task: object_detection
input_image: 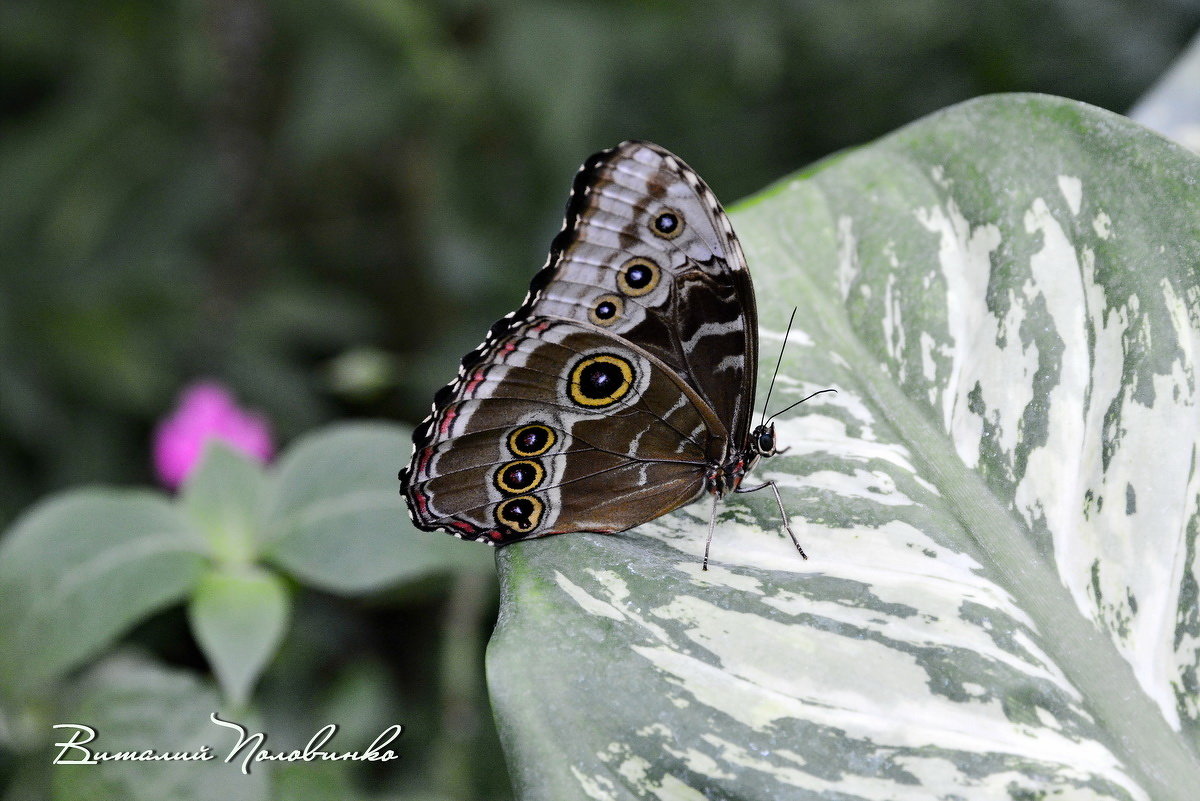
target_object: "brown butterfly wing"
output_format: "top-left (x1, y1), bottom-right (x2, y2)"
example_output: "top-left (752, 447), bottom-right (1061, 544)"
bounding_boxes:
top-left (400, 142), bottom-right (760, 544)
top-left (400, 317), bottom-right (722, 544)
top-left (526, 141), bottom-right (759, 446)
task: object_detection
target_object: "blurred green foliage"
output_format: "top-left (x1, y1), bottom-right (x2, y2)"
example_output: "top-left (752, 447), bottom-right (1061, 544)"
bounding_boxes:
top-left (1, 2), bottom-right (1198, 799)
top-left (0, 428), bottom-right (499, 801)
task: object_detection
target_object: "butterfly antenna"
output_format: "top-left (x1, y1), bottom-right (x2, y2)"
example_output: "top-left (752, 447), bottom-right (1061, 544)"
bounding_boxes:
top-left (759, 308), bottom-right (797, 429)
top-left (764, 389), bottom-right (837, 425)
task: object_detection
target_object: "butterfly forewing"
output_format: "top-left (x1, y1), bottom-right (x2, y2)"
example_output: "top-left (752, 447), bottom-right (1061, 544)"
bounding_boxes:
top-left (527, 141), bottom-right (759, 446)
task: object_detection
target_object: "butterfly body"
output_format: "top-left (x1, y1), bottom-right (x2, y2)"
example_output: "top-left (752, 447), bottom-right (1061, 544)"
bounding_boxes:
top-left (400, 141), bottom-right (804, 562)
top-left (706, 421), bottom-right (778, 497)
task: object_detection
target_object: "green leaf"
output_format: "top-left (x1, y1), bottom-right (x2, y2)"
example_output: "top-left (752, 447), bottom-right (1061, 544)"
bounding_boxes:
top-left (264, 421), bottom-right (492, 593)
top-left (188, 566), bottom-right (290, 707)
top-left (180, 443), bottom-right (269, 566)
top-left (0, 489), bottom-right (207, 703)
top-left (488, 94), bottom-right (1200, 801)
top-left (270, 760), bottom-right (364, 801)
top-left (51, 653), bottom-right (269, 801)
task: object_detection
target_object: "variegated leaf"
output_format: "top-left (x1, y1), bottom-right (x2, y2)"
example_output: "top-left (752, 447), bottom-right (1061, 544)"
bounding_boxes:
top-left (486, 95), bottom-right (1200, 801)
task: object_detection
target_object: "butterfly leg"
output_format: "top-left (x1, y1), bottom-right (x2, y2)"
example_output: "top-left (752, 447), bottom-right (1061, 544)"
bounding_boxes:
top-left (702, 493), bottom-right (719, 571)
top-left (736, 480), bottom-right (808, 560)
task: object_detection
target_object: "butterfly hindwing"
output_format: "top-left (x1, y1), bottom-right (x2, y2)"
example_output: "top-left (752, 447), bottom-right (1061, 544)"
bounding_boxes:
top-left (402, 317), bottom-right (723, 544)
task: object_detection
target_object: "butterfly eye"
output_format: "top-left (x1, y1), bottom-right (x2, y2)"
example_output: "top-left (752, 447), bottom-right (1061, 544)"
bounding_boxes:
top-left (651, 209), bottom-right (683, 239)
top-left (568, 354), bottom-right (635, 407)
top-left (494, 460), bottom-right (545, 495)
top-left (618, 257), bottom-right (660, 297)
top-left (508, 424), bottom-right (556, 457)
top-left (588, 295), bottom-right (623, 326)
top-left (495, 496), bottom-right (544, 534)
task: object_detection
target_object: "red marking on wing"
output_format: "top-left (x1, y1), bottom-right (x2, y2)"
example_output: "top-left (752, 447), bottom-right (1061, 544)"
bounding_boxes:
top-left (438, 407), bottom-right (459, 436)
top-left (463, 366), bottom-right (487, 397)
top-left (412, 487), bottom-right (430, 517)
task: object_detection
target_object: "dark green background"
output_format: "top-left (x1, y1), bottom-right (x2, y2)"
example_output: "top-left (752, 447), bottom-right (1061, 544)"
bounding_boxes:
top-left (4, 0), bottom-right (1197, 522)
top-left (2, 2), bottom-right (1197, 798)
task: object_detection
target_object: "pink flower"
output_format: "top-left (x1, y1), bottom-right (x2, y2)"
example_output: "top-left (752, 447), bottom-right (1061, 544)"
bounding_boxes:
top-left (153, 381), bottom-right (274, 490)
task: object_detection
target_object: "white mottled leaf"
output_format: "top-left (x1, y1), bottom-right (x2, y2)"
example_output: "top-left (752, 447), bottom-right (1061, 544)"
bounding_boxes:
top-left (488, 95), bottom-right (1200, 801)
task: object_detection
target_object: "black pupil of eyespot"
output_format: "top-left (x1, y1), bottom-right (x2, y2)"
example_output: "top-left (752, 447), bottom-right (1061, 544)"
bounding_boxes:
top-left (503, 498), bottom-right (534, 525)
top-left (504, 464), bottom-right (533, 489)
top-left (580, 362), bottom-right (621, 399)
top-left (518, 428), bottom-right (546, 451)
top-left (655, 213), bottom-right (677, 233)
top-left (625, 265), bottom-right (650, 288)
top-left (596, 301), bottom-right (616, 319)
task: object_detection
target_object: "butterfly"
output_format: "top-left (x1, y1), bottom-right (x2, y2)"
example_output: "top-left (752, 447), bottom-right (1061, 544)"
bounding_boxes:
top-left (399, 141), bottom-right (827, 568)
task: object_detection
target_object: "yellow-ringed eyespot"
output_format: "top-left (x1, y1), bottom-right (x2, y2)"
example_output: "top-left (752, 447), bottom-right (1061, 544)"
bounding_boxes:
top-left (568, 353), bottom-right (635, 407)
top-left (617, 257), bottom-right (660, 297)
top-left (588, 294), bottom-right (624, 326)
top-left (495, 495), bottom-right (544, 533)
top-left (508, 424), bottom-right (556, 457)
top-left (493, 460), bottom-right (545, 495)
top-left (650, 208), bottom-right (683, 239)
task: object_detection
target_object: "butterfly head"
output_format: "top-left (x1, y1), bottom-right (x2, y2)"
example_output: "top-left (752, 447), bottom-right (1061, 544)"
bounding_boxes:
top-left (750, 423), bottom-right (778, 458)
